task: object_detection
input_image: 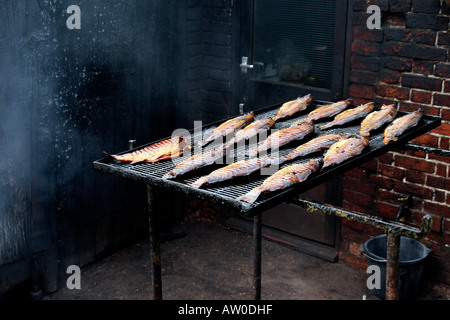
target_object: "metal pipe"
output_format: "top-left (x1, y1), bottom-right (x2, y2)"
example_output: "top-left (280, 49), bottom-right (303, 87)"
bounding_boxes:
top-left (386, 232), bottom-right (400, 300)
top-left (253, 214), bottom-right (262, 300)
top-left (403, 143), bottom-right (450, 157)
top-left (147, 184), bottom-right (162, 300)
top-left (291, 197), bottom-right (433, 239)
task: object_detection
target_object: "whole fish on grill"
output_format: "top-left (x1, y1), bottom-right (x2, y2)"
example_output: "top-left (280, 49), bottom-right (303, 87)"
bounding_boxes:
top-left (306, 99), bottom-right (352, 122)
top-left (199, 112), bottom-right (255, 147)
top-left (319, 102), bottom-right (375, 130)
top-left (237, 158), bottom-right (322, 204)
top-left (284, 133), bottom-right (344, 161)
top-left (322, 135), bottom-right (370, 170)
top-left (162, 146), bottom-right (224, 179)
top-left (383, 109), bottom-right (423, 144)
top-left (224, 117), bottom-right (276, 148)
top-left (191, 156), bottom-right (284, 189)
top-left (359, 104), bottom-right (398, 136)
top-left (248, 119), bottom-right (314, 158)
top-left (273, 94), bottom-right (313, 121)
top-left (104, 136), bottom-right (190, 164)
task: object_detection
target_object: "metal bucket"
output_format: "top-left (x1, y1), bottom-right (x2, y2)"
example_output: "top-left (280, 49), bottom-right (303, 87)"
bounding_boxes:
top-left (361, 234), bottom-right (431, 300)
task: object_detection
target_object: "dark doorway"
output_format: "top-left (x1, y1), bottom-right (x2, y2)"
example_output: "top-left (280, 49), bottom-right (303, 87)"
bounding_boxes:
top-left (234, 0), bottom-right (351, 259)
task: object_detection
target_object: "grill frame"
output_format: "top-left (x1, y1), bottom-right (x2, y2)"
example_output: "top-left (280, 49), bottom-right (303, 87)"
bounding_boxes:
top-left (93, 100), bottom-right (441, 217)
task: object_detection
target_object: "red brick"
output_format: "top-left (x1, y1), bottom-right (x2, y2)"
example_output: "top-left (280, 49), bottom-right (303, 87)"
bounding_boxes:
top-left (399, 102), bottom-right (440, 116)
top-left (395, 155), bottom-right (436, 173)
top-left (378, 164), bottom-right (405, 180)
top-left (433, 94), bottom-right (450, 107)
top-left (377, 189), bottom-right (401, 203)
top-left (393, 180), bottom-right (434, 199)
top-left (429, 153), bottom-right (450, 164)
top-left (411, 90), bottom-right (432, 104)
top-left (437, 31), bottom-right (450, 46)
top-left (349, 83), bottom-right (375, 99)
top-left (376, 202), bottom-right (398, 219)
top-left (427, 175), bottom-right (450, 190)
top-left (351, 41), bottom-right (380, 56)
top-left (350, 55), bottom-right (380, 71)
top-left (405, 150), bottom-right (426, 158)
top-left (379, 69), bottom-right (401, 84)
top-left (370, 175), bottom-right (393, 190)
top-left (436, 163), bottom-right (448, 176)
top-left (435, 190), bottom-right (446, 203)
top-left (360, 158), bottom-right (378, 171)
top-left (440, 137), bottom-right (449, 150)
top-left (441, 108), bottom-right (450, 121)
top-left (402, 74), bottom-right (443, 91)
top-left (386, 13), bottom-right (406, 27)
top-left (345, 167), bottom-right (369, 180)
top-left (435, 63), bottom-right (450, 78)
top-left (445, 80), bottom-right (450, 93)
top-left (412, 60), bottom-right (434, 76)
top-left (424, 201), bottom-right (450, 218)
top-left (410, 133), bottom-right (439, 147)
top-left (343, 189), bottom-right (373, 207)
top-left (350, 70), bottom-right (377, 86)
top-left (353, 27), bottom-right (384, 42)
top-left (431, 123), bottom-right (450, 136)
top-left (377, 152), bottom-right (393, 164)
top-left (376, 84), bottom-right (410, 100)
top-left (405, 170), bottom-right (426, 184)
top-left (344, 177), bottom-right (375, 195)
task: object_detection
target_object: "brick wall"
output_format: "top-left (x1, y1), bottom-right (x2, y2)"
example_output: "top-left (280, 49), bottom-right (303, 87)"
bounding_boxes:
top-left (343, 0), bottom-right (450, 289)
top-left (187, 0), bottom-right (234, 125)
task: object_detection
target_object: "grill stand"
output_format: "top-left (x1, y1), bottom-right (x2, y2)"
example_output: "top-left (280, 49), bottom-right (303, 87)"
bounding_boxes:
top-left (290, 197), bottom-right (433, 300)
top-left (147, 184), bottom-right (162, 300)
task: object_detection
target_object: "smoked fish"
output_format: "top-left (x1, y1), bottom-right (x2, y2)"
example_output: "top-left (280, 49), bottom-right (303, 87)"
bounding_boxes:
top-left (359, 104), bottom-right (398, 136)
top-left (284, 133), bottom-right (344, 161)
top-left (322, 135), bottom-right (370, 170)
top-left (236, 158), bottom-right (322, 204)
top-left (306, 99), bottom-right (352, 122)
top-left (248, 119), bottom-right (314, 158)
top-left (162, 146), bottom-right (224, 179)
top-left (383, 109), bottom-right (423, 144)
top-left (191, 156), bottom-right (284, 189)
top-left (273, 94), bottom-right (313, 121)
top-left (320, 102), bottom-right (375, 130)
top-left (200, 112), bottom-right (255, 147)
top-left (224, 117), bottom-right (276, 148)
top-left (104, 136), bottom-right (190, 164)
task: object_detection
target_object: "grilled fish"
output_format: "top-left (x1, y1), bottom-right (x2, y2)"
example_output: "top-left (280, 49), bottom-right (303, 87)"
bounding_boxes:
top-left (200, 112), bottom-right (255, 147)
top-left (383, 109), bottom-right (423, 144)
top-left (273, 94), bottom-right (313, 121)
top-left (306, 99), bottom-right (352, 122)
top-left (162, 146), bottom-right (224, 179)
top-left (284, 134), bottom-right (344, 161)
top-left (224, 117), bottom-right (276, 148)
top-left (237, 158), bottom-right (322, 204)
top-left (359, 104), bottom-right (398, 136)
top-left (322, 135), bottom-right (370, 170)
top-left (191, 156), bottom-right (284, 189)
top-left (104, 136), bottom-right (190, 164)
top-left (248, 119), bottom-right (314, 158)
top-left (320, 102), bottom-right (375, 130)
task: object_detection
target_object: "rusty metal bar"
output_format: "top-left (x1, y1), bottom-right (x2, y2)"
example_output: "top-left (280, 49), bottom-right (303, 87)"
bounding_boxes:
top-left (253, 214), bottom-right (262, 300)
top-left (290, 197), bottom-right (433, 300)
top-left (147, 184), bottom-right (162, 300)
top-left (403, 143), bottom-right (450, 157)
top-left (386, 232), bottom-right (400, 300)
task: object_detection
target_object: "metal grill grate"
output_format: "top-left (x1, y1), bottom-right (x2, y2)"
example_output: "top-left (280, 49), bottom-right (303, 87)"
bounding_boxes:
top-left (94, 100), bottom-right (441, 216)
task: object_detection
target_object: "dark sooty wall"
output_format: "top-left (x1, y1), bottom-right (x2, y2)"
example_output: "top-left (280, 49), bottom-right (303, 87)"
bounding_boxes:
top-left (0, 0), bottom-right (188, 293)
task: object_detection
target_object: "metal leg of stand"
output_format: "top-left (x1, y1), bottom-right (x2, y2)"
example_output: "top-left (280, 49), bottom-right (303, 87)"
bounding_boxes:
top-left (386, 231), bottom-right (400, 300)
top-left (253, 214), bottom-right (262, 300)
top-left (147, 184), bottom-right (162, 300)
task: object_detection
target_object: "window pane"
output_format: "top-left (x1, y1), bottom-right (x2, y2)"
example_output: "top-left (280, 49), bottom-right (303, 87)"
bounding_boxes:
top-left (253, 0), bottom-right (336, 90)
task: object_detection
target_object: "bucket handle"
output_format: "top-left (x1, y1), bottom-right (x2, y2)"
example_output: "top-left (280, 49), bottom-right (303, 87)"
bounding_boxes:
top-left (360, 244), bottom-right (386, 263)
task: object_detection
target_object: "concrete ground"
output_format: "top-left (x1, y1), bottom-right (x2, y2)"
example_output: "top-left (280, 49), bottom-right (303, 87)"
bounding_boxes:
top-left (41, 219), bottom-right (447, 301)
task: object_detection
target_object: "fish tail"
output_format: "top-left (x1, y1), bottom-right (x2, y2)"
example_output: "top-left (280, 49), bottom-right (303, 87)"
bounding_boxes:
top-left (191, 177), bottom-right (208, 189)
top-left (162, 171), bottom-right (176, 180)
top-left (237, 188), bottom-right (262, 204)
